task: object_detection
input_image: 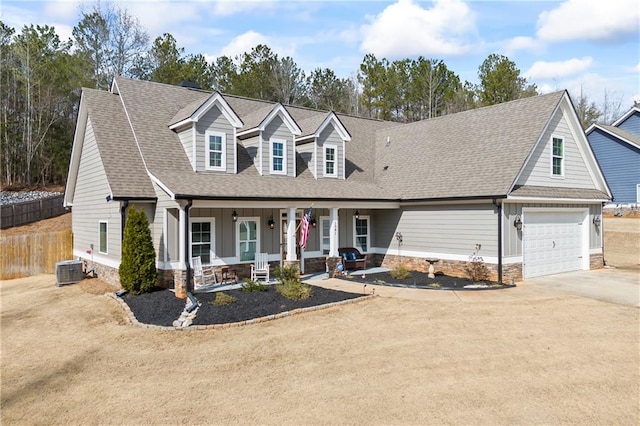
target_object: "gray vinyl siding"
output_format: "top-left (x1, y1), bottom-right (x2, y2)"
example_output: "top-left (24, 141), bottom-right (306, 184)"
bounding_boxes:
top-left (317, 126), bottom-right (344, 179)
top-left (72, 118), bottom-right (122, 262)
top-left (176, 124), bottom-right (193, 166)
top-left (517, 109), bottom-right (595, 188)
top-left (503, 202), bottom-right (602, 257)
top-left (195, 105), bottom-right (235, 173)
top-left (296, 141), bottom-right (316, 178)
top-left (152, 182), bottom-right (180, 263)
top-left (242, 135), bottom-right (262, 175)
top-left (373, 204), bottom-right (498, 256)
top-left (263, 116), bottom-right (294, 177)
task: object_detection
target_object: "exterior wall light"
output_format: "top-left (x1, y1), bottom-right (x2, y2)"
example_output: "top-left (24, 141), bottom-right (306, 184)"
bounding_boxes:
top-left (268, 216), bottom-right (275, 229)
top-left (593, 214), bottom-right (601, 227)
top-left (354, 210), bottom-right (360, 220)
top-left (513, 214), bottom-right (523, 231)
top-left (310, 217), bottom-right (317, 228)
top-left (232, 210), bottom-right (238, 222)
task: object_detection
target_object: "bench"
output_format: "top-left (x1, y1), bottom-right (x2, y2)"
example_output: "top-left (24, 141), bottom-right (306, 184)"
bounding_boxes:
top-left (338, 247), bottom-right (367, 271)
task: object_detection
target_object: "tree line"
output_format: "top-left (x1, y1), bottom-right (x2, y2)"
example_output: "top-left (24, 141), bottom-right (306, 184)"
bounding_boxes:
top-left (0, 2), bottom-right (625, 189)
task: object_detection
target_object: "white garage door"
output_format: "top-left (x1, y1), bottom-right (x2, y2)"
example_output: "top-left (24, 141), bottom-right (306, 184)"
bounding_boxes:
top-left (523, 211), bottom-right (585, 278)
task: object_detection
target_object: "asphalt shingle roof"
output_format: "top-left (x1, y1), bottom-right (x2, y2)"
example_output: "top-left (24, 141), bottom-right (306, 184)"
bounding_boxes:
top-left (599, 125), bottom-right (640, 149)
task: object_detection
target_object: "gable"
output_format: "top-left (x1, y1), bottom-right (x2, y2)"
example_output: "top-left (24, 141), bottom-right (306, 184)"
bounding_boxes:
top-left (612, 107), bottom-right (640, 135)
top-left (194, 105), bottom-right (237, 174)
top-left (515, 96), bottom-right (607, 193)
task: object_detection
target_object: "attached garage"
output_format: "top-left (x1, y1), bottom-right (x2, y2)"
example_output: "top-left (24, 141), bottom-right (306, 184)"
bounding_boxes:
top-left (522, 210), bottom-right (589, 278)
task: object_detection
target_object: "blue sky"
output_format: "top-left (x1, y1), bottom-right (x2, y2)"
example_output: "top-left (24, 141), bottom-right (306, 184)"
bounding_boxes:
top-left (2, 0), bottom-right (639, 108)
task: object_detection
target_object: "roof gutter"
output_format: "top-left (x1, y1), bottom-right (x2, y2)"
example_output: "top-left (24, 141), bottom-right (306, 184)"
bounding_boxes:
top-left (173, 194), bottom-right (509, 203)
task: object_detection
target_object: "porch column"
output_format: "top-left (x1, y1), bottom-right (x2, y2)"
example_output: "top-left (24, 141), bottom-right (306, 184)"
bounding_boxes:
top-left (329, 207), bottom-right (339, 257)
top-left (178, 203), bottom-right (187, 269)
top-left (286, 207), bottom-right (297, 261)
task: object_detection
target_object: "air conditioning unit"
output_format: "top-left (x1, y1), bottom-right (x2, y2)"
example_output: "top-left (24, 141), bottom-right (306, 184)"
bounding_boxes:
top-left (55, 260), bottom-right (84, 286)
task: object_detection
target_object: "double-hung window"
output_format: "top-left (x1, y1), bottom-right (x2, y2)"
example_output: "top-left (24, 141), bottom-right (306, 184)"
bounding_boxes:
top-left (191, 219), bottom-right (214, 264)
top-left (237, 218), bottom-right (259, 262)
top-left (99, 221), bottom-right (108, 254)
top-left (324, 144), bottom-right (337, 177)
top-left (320, 216), bottom-right (330, 255)
top-left (206, 131), bottom-right (226, 171)
top-left (551, 136), bottom-right (564, 177)
top-left (353, 215), bottom-right (370, 253)
top-left (270, 139), bottom-right (286, 175)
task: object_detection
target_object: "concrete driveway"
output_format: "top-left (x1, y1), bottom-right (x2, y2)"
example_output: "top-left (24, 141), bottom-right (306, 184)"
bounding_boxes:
top-left (524, 267), bottom-right (640, 307)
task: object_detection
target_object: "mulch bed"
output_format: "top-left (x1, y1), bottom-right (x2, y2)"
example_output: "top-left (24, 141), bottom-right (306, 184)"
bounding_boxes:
top-left (121, 284), bottom-right (365, 327)
top-left (340, 270), bottom-right (515, 290)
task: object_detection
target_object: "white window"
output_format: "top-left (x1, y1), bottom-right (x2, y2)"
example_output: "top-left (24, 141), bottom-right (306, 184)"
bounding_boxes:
top-left (99, 221), bottom-right (108, 254)
top-left (237, 218), bottom-right (259, 262)
top-left (191, 218), bottom-right (214, 264)
top-left (320, 216), bottom-right (330, 255)
top-left (353, 215), bottom-right (370, 253)
top-left (270, 139), bottom-right (286, 174)
top-left (324, 144), bottom-right (337, 177)
top-left (551, 136), bottom-right (564, 177)
top-left (205, 131), bottom-right (226, 171)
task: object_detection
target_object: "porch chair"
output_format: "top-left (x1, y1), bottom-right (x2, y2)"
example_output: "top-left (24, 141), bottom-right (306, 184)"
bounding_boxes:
top-left (250, 253), bottom-right (270, 282)
top-left (192, 256), bottom-right (217, 290)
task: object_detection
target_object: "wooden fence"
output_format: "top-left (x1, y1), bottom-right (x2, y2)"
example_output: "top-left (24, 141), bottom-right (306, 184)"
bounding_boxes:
top-left (1, 194), bottom-right (66, 229)
top-left (0, 230), bottom-right (73, 280)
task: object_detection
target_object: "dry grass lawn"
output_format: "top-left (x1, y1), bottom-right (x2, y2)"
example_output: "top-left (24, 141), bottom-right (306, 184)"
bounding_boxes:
top-left (1, 275), bottom-right (638, 425)
top-left (604, 217), bottom-right (640, 268)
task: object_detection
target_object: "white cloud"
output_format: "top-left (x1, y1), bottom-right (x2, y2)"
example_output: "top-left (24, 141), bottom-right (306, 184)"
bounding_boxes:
top-left (43, 0), bottom-right (81, 21)
top-left (537, 0), bottom-right (640, 42)
top-left (220, 31), bottom-right (268, 58)
top-left (359, 0), bottom-right (477, 57)
top-left (212, 0), bottom-right (277, 16)
top-left (502, 36), bottom-right (543, 54)
top-left (525, 57), bottom-right (594, 80)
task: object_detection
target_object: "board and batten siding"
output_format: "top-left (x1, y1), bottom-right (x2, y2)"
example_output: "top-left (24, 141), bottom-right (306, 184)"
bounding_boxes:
top-left (503, 202), bottom-right (601, 257)
top-left (195, 105), bottom-right (235, 173)
top-left (373, 204), bottom-right (498, 256)
top-left (517, 109), bottom-right (595, 189)
top-left (588, 128), bottom-right (640, 204)
top-left (617, 111), bottom-right (640, 135)
top-left (317, 125), bottom-right (344, 179)
top-left (263, 116), bottom-right (294, 177)
top-left (72, 118), bottom-right (122, 263)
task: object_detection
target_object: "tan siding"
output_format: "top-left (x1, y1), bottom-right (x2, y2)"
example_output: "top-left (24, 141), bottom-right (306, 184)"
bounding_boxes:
top-left (517, 109), bottom-right (595, 188)
top-left (374, 205), bottom-right (498, 256)
top-left (72, 118), bottom-right (122, 262)
top-left (317, 125), bottom-right (344, 179)
top-left (263, 116), bottom-right (294, 177)
top-left (196, 105), bottom-right (236, 173)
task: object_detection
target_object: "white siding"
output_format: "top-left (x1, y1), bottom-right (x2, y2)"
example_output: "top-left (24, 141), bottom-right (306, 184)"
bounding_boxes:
top-left (72, 118), bottom-right (122, 264)
top-left (263, 116), bottom-right (294, 177)
top-left (517, 109), bottom-right (595, 188)
top-left (195, 105), bottom-right (235, 173)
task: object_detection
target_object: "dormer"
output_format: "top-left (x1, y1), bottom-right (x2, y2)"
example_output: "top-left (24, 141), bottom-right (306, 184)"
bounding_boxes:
top-left (169, 93), bottom-right (243, 173)
top-left (296, 112), bottom-right (351, 179)
top-left (237, 104), bottom-right (301, 176)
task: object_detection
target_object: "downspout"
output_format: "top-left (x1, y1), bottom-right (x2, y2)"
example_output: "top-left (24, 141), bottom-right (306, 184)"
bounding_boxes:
top-left (120, 200), bottom-right (129, 242)
top-left (184, 199), bottom-right (193, 293)
top-left (493, 198), bottom-right (503, 284)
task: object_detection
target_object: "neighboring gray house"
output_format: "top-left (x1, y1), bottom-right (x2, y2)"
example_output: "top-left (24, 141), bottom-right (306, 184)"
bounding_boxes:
top-left (586, 106), bottom-right (640, 206)
top-left (65, 77), bottom-right (610, 294)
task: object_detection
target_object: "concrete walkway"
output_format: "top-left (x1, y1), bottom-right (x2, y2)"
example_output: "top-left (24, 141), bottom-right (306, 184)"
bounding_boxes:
top-left (305, 267), bottom-right (639, 307)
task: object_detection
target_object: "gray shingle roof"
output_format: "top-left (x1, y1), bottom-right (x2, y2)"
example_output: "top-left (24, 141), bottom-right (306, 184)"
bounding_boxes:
top-left (374, 91), bottom-right (566, 199)
top-left (83, 88), bottom-right (155, 199)
top-left (599, 125), bottom-right (640, 149)
top-left (510, 185), bottom-right (609, 200)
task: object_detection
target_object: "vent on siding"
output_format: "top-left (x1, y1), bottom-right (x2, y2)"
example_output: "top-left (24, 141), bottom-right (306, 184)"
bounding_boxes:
top-left (55, 260), bottom-right (84, 286)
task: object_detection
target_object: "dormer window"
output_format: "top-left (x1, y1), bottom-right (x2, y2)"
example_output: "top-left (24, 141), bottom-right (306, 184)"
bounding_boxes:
top-left (206, 131), bottom-right (226, 171)
top-left (324, 144), bottom-right (337, 177)
top-left (551, 136), bottom-right (564, 177)
top-left (270, 139), bottom-right (286, 175)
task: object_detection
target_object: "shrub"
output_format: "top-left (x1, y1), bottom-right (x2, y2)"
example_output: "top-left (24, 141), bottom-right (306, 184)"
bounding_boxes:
top-left (119, 207), bottom-right (157, 295)
top-left (465, 250), bottom-right (490, 282)
top-left (390, 264), bottom-right (411, 280)
top-left (241, 279), bottom-right (268, 292)
top-left (211, 292), bottom-right (236, 306)
top-left (274, 264), bottom-right (299, 281)
top-left (276, 278), bottom-right (313, 300)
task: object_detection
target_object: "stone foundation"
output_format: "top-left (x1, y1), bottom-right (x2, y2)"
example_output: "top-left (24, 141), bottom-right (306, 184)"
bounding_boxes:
top-left (590, 252), bottom-right (604, 269)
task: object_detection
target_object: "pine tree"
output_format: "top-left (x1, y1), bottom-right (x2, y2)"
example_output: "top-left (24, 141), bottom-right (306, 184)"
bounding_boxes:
top-left (119, 206), bottom-right (157, 294)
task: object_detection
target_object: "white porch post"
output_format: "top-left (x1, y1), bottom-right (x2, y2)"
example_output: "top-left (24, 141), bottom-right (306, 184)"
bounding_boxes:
top-left (286, 207), bottom-right (297, 261)
top-left (178, 202), bottom-right (187, 269)
top-left (329, 207), bottom-right (339, 257)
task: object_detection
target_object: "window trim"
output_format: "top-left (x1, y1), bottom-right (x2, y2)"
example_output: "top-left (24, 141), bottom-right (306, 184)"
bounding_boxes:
top-left (320, 215), bottom-right (330, 255)
top-left (269, 138), bottom-right (287, 175)
top-left (205, 131), bottom-right (226, 171)
top-left (236, 216), bottom-right (260, 263)
top-left (99, 220), bottom-right (108, 254)
top-left (352, 214), bottom-right (370, 253)
top-left (190, 218), bottom-right (215, 265)
top-left (550, 135), bottom-right (564, 178)
top-left (323, 144), bottom-right (338, 177)
top-left (636, 183), bottom-right (640, 204)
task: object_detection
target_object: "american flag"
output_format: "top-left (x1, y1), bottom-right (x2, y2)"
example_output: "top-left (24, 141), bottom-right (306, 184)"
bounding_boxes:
top-left (299, 207), bottom-right (312, 250)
